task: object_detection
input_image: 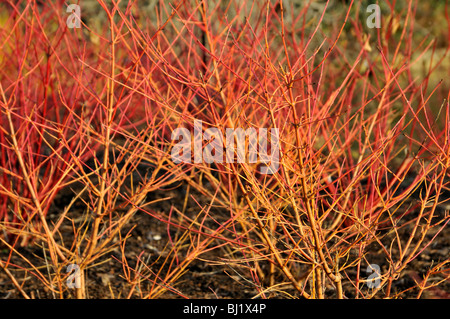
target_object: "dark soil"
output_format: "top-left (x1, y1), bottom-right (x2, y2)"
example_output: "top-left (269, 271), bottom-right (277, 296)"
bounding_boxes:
top-left (1, 179), bottom-right (449, 299)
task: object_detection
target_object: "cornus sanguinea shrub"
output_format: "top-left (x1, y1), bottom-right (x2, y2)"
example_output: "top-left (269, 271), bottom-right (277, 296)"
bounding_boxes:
top-left (0, 0), bottom-right (449, 299)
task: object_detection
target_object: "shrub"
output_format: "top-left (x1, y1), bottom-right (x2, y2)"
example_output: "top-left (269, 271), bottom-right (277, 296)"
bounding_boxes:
top-left (0, 0), bottom-right (448, 299)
